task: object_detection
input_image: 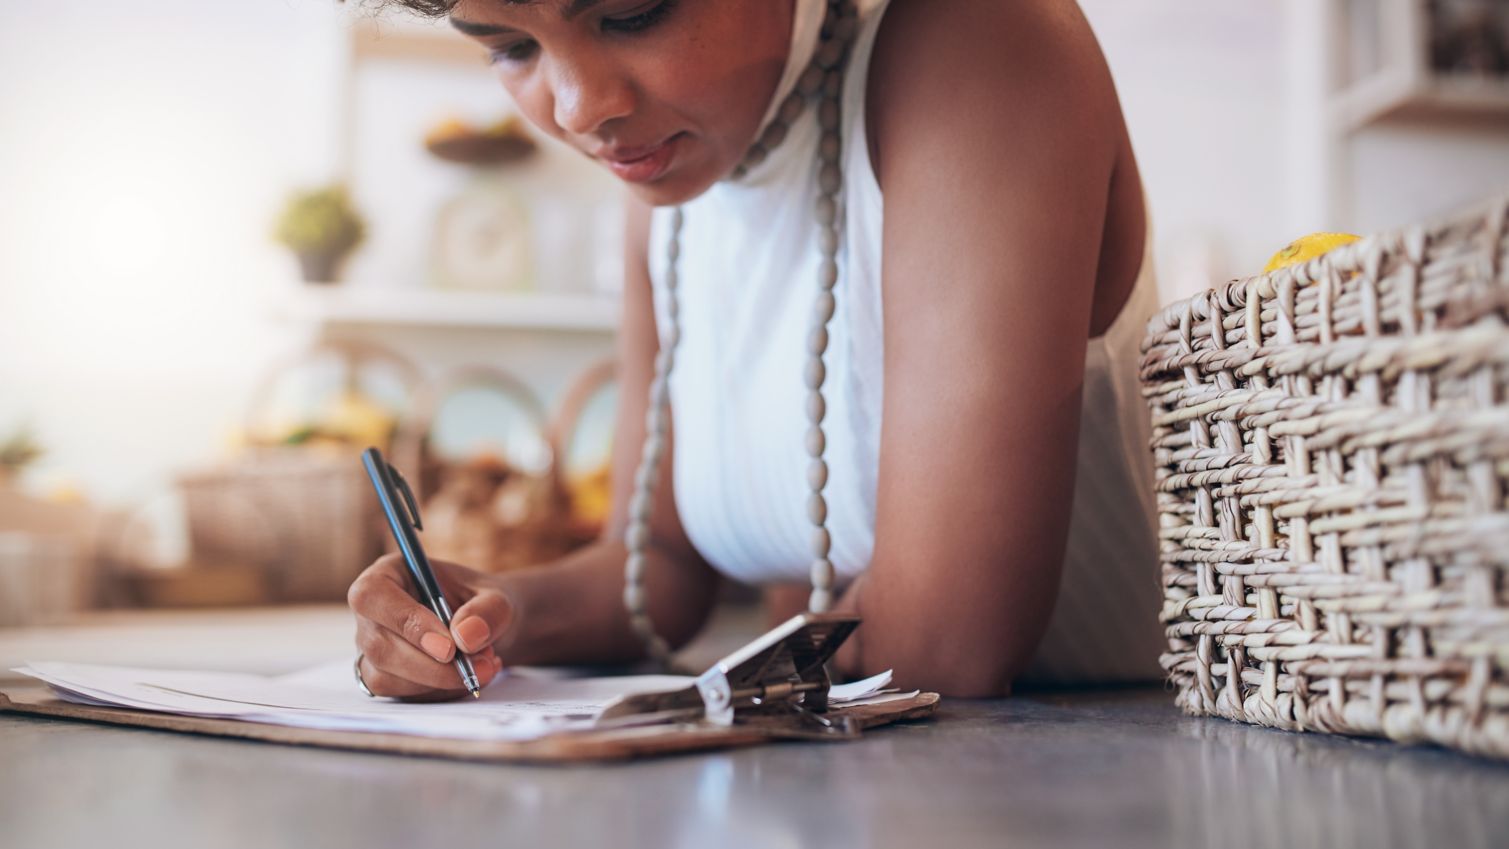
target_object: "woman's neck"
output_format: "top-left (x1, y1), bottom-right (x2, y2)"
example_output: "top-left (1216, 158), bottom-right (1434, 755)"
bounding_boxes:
top-left (752, 0), bottom-right (828, 139)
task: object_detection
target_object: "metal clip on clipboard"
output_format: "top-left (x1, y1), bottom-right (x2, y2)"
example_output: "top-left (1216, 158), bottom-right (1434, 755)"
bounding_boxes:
top-left (597, 612), bottom-right (863, 739)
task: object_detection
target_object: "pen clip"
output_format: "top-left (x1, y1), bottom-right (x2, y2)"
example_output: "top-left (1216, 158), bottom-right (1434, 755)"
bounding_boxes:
top-left (388, 462), bottom-right (424, 532)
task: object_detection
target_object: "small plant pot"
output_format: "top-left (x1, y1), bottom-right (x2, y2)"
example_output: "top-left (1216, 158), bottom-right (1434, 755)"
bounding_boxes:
top-left (296, 250), bottom-right (349, 284)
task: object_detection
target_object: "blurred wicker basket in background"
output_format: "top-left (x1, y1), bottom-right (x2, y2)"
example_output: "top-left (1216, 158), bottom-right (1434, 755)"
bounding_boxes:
top-left (411, 364), bottom-right (565, 573)
top-left (413, 360), bottom-right (616, 573)
top-left (177, 447), bottom-right (382, 603)
top-left (1139, 192), bottom-right (1509, 758)
top-left (174, 340), bottom-right (422, 604)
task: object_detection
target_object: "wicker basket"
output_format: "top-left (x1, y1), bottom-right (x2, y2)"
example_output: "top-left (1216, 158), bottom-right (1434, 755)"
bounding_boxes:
top-left (410, 364), bottom-right (578, 573)
top-left (177, 340), bottom-right (424, 603)
top-left (177, 447), bottom-right (384, 603)
top-left (1140, 192), bottom-right (1509, 759)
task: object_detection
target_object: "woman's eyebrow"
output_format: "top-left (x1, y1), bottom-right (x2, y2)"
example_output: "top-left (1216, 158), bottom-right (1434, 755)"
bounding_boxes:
top-left (450, 0), bottom-right (608, 35)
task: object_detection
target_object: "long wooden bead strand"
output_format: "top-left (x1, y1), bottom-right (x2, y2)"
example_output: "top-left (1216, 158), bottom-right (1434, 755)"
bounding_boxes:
top-left (622, 208), bottom-right (682, 666)
top-left (806, 6), bottom-right (853, 612)
top-left (623, 0), bottom-right (855, 661)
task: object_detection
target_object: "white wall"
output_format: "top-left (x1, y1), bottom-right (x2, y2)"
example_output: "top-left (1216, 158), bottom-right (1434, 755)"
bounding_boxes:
top-left (0, 0), bottom-right (348, 506)
top-left (1348, 124), bottom-right (1509, 232)
top-left (0, 2), bottom-right (620, 510)
top-left (1081, 0), bottom-right (1291, 300)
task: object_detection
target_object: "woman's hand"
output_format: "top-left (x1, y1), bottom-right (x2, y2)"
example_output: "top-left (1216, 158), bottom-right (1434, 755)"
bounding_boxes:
top-left (347, 553), bottom-right (514, 701)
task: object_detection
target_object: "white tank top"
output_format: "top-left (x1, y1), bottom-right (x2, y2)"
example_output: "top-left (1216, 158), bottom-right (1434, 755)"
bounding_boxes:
top-left (649, 0), bottom-right (1165, 683)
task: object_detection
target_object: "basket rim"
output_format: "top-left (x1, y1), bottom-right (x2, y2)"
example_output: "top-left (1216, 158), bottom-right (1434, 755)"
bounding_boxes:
top-left (1141, 190), bottom-right (1509, 344)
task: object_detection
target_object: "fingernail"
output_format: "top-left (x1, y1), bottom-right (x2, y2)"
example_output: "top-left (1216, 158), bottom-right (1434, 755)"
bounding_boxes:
top-left (455, 617), bottom-right (490, 652)
top-left (420, 632), bottom-right (453, 662)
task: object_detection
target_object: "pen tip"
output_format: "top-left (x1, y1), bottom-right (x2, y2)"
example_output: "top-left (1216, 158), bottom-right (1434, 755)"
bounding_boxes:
top-left (471, 689), bottom-right (481, 699)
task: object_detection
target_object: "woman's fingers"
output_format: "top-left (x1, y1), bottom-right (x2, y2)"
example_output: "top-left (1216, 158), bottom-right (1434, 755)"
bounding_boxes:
top-left (448, 588), bottom-right (513, 655)
top-left (358, 654), bottom-right (503, 700)
top-left (356, 621), bottom-right (502, 697)
top-left (355, 620), bottom-right (473, 689)
top-left (348, 556), bottom-right (457, 662)
top-left (348, 553), bottom-right (507, 700)
top-left (356, 652), bottom-right (464, 700)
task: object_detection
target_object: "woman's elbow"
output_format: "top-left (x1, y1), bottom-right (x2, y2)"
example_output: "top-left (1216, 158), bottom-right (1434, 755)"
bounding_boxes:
top-left (899, 652), bottom-right (1026, 698)
top-left (843, 574), bottom-right (1057, 697)
top-left (869, 629), bottom-right (1040, 698)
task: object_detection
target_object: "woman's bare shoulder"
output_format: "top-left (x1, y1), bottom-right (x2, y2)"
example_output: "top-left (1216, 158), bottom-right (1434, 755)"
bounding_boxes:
top-left (866, 0), bottom-right (1119, 183)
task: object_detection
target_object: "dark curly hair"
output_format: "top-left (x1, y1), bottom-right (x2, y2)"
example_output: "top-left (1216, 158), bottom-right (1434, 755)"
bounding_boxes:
top-left (347, 0), bottom-right (458, 19)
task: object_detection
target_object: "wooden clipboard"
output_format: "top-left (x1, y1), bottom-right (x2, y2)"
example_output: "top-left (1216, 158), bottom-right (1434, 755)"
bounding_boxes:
top-left (0, 688), bottom-right (938, 763)
top-left (0, 613), bottom-right (939, 763)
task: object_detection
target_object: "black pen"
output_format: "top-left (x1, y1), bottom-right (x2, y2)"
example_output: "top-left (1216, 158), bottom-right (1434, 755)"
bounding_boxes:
top-left (361, 446), bottom-right (482, 698)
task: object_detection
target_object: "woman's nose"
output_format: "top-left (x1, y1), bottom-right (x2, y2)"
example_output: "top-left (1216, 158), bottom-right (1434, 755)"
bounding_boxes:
top-left (549, 58), bottom-right (635, 138)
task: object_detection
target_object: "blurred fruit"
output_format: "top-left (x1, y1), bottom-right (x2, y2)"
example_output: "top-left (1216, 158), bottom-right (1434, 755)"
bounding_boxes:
top-left (249, 389), bottom-right (395, 454)
top-left (482, 115), bottom-right (527, 139)
top-left (318, 388), bottom-right (395, 449)
top-left (1264, 232), bottom-right (1361, 274)
top-left (568, 464), bottom-right (613, 528)
top-left (424, 117), bottom-right (472, 146)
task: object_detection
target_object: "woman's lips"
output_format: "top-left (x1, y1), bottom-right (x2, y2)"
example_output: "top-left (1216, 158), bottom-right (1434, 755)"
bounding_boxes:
top-left (601, 134), bottom-right (683, 183)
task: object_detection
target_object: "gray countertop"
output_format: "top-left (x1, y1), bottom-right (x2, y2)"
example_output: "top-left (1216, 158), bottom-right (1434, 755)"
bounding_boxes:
top-left (2, 605), bottom-right (1507, 848)
top-left (4, 687), bottom-right (1507, 849)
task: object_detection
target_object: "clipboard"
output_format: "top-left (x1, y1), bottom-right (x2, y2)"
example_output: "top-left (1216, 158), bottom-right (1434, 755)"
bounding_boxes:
top-left (0, 613), bottom-right (940, 763)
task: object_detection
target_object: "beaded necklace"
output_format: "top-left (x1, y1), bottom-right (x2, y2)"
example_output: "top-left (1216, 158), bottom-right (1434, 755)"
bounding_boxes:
top-left (622, 0), bottom-right (859, 664)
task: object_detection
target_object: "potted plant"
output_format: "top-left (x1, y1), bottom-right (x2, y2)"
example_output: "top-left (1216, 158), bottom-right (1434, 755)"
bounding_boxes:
top-left (273, 184), bottom-right (367, 283)
top-left (0, 423), bottom-right (43, 489)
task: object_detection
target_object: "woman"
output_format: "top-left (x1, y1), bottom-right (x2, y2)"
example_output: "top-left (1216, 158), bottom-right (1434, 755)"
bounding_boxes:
top-left (348, 0), bottom-right (1166, 699)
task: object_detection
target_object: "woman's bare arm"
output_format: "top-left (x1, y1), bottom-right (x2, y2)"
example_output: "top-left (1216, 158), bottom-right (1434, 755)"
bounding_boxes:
top-left (832, 0), bottom-right (1123, 696)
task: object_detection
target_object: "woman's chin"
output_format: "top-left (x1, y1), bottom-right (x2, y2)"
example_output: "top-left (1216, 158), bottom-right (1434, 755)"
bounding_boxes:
top-left (621, 167), bottom-right (723, 208)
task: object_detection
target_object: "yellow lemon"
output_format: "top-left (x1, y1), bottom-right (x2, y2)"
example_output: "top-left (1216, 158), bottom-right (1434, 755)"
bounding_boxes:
top-left (1263, 232), bottom-right (1361, 274)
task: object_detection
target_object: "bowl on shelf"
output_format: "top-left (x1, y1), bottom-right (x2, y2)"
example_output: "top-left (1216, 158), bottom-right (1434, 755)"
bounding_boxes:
top-left (424, 116), bottom-right (537, 166)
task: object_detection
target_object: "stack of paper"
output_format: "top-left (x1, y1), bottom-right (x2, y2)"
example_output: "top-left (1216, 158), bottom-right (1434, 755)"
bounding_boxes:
top-left (15, 660), bottom-right (909, 742)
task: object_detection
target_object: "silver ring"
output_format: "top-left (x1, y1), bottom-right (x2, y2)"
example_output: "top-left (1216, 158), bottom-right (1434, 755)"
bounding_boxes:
top-left (353, 653), bottom-right (375, 698)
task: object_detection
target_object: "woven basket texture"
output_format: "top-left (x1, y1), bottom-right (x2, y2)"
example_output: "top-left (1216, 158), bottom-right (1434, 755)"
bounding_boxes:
top-left (178, 448), bottom-right (382, 603)
top-left (1140, 192), bottom-right (1509, 758)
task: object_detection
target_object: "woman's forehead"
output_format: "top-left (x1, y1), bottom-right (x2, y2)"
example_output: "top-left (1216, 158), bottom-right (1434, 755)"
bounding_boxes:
top-left (450, 0), bottom-right (607, 30)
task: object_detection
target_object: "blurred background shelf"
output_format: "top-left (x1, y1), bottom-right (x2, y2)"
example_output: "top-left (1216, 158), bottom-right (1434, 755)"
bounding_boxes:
top-left (1333, 73), bottom-right (1509, 129)
top-left (1328, 0), bottom-right (1509, 132)
top-left (269, 285), bottom-right (620, 333)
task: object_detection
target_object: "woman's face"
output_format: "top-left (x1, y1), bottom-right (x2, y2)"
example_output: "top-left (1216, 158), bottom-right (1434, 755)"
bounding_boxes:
top-left (449, 0), bottom-right (794, 206)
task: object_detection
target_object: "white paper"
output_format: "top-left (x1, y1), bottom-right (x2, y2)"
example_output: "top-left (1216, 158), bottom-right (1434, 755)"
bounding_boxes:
top-left (828, 669), bottom-right (892, 700)
top-left (15, 658), bottom-right (896, 742)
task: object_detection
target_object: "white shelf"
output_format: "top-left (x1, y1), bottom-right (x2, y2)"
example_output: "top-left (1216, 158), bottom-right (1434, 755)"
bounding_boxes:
top-left (269, 285), bottom-right (620, 333)
top-left (1326, 0), bottom-right (1509, 132)
top-left (1332, 73), bottom-right (1509, 130)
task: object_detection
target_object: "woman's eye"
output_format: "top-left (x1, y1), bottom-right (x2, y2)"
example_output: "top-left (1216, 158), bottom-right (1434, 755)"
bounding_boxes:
top-left (484, 0), bottom-right (675, 65)
top-left (488, 40), bottom-right (538, 65)
top-left (602, 0), bottom-right (678, 34)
